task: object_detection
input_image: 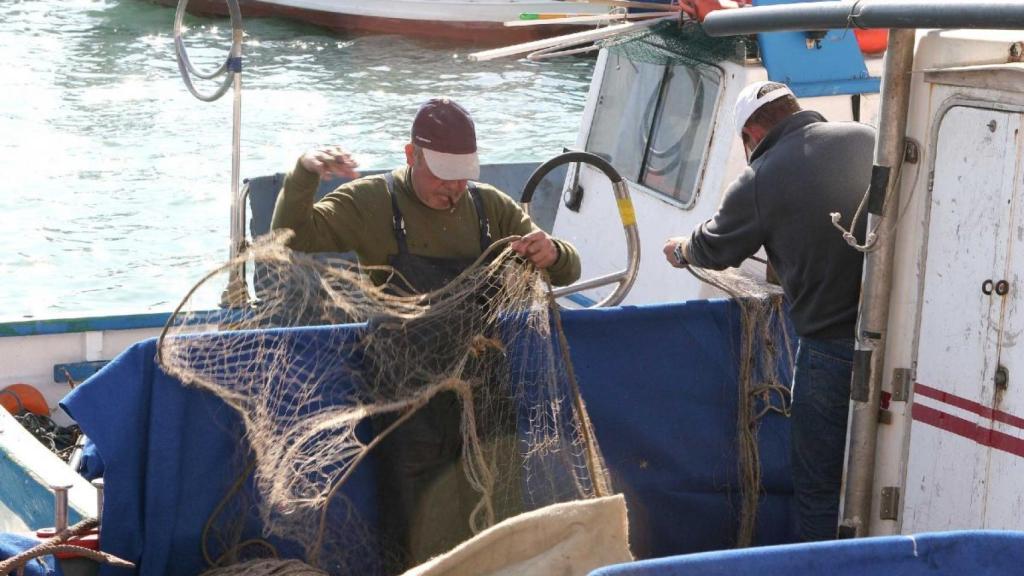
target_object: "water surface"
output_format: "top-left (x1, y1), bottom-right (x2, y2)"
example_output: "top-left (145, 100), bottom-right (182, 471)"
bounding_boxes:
top-left (0, 0), bottom-right (594, 317)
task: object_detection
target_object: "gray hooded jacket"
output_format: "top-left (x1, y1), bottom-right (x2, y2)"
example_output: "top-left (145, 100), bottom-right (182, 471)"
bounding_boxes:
top-left (687, 110), bottom-right (875, 339)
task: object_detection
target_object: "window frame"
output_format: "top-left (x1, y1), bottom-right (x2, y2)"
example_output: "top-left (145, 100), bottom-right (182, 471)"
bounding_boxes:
top-left (584, 52), bottom-right (725, 210)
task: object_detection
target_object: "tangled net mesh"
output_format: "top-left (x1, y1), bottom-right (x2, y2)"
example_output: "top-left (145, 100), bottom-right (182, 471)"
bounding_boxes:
top-left (687, 264), bottom-right (794, 547)
top-left (156, 232), bottom-right (610, 574)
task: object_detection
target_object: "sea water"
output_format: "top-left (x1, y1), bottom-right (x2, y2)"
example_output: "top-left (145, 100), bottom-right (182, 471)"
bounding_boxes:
top-left (0, 0), bottom-right (593, 317)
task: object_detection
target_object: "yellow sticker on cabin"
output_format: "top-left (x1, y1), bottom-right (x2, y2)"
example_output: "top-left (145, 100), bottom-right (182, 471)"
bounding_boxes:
top-left (617, 197), bottom-right (637, 227)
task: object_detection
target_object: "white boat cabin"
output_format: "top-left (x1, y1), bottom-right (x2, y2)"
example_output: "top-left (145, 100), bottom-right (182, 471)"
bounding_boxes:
top-left (555, 22), bottom-right (1024, 537)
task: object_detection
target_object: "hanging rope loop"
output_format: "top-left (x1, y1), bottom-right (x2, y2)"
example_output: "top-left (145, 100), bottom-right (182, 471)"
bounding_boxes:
top-left (174, 0), bottom-right (243, 102)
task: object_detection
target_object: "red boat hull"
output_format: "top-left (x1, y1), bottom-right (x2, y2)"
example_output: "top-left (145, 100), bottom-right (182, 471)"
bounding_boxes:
top-left (155, 0), bottom-right (591, 45)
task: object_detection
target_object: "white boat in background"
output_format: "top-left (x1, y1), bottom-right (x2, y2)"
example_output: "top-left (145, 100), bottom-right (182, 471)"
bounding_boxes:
top-left (157, 0), bottom-right (617, 44)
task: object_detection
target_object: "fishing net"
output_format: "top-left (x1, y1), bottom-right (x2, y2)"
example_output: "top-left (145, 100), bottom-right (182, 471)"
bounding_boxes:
top-left (601, 19), bottom-right (755, 67)
top-left (600, 18), bottom-right (791, 548)
top-left (686, 265), bottom-right (794, 547)
top-left (155, 231), bottom-right (610, 575)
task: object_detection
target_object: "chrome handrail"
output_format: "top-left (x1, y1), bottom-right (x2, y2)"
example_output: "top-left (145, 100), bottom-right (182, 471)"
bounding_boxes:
top-left (521, 152), bottom-right (640, 308)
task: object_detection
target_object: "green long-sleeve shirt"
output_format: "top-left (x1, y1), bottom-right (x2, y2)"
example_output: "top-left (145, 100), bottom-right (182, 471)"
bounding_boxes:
top-left (270, 161), bottom-right (582, 287)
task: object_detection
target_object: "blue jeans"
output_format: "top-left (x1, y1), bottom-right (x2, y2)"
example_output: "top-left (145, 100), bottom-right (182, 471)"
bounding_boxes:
top-left (790, 336), bottom-right (854, 541)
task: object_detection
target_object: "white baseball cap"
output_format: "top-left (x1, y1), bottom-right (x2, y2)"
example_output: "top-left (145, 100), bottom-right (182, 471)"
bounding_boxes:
top-left (733, 81), bottom-right (795, 137)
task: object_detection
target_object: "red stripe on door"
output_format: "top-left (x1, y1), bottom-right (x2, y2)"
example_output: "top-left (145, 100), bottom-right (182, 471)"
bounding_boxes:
top-left (912, 403), bottom-right (1024, 458)
top-left (914, 382), bottom-right (1024, 431)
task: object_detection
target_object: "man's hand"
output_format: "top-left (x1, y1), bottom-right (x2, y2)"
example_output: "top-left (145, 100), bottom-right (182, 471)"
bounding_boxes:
top-left (299, 146), bottom-right (361, 180)
top-left (679, 0), bottom-right (741, 22)
top-left (511, 230), bottom-right (559, 269)
top-left (663, 237), bottom-right (690, 268)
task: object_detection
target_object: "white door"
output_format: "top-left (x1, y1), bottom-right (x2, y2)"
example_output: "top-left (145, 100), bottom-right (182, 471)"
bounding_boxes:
top-left (983, 107), bottom-right (1024, 528)
top-left (905, 106), bottom-right (1021, 532)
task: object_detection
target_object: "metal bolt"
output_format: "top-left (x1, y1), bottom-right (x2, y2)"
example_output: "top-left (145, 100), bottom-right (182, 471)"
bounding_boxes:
top-left (903, 139), bottom-right (920, 165)
top-left (988, 120), bottom-right (998, 132)
top-left (51, 483), bottom-right (72, 532)
top-left (996, 366), bottom-right (1009, 391)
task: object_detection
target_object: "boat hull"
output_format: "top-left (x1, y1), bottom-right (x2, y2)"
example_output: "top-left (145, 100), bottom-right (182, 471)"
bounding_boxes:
top-left (155, 0), bottom-right (598, 44)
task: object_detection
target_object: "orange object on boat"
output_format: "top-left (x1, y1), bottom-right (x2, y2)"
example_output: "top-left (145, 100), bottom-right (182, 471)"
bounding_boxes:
top-left (0, 383), bottom-right (50, 416)
top-left (855, 28), bottom-right (888, 54)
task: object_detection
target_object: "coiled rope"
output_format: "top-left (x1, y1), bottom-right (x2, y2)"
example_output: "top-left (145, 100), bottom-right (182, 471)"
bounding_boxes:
top-left (0, 519), bottom-right (133, 575)
top-left (173, 0), bottom-right (243, 102)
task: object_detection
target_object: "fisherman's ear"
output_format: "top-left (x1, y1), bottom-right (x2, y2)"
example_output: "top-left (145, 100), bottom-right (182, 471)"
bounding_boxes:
top-left (404, 143), bottom-right (416, 167)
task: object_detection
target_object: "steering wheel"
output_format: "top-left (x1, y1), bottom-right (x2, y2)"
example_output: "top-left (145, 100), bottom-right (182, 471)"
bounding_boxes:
top-left (520, 151), bottom-right (640, 307)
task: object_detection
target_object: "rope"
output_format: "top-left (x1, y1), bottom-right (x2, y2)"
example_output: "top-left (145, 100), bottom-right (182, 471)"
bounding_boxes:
top-left (201, 459), bottom-right (265, 567)
top-left (12, 413), bottom-right (80, 461)
top-left (173, 0), bottom-right (243, 102)
top-left (309, 380), bottom-right (455, 565)
top-left (548, 279), bottom-right (612, 498)
top-left (201, 559), bottom-right (328, 576)
top-left (845, 0), bottom-right (867, 30)
top-left (830, 180), bottom-right (878, 252)
top-left (830, 141), bottom-right (919, 254)
top-left (684, 263), bottom-right (792, 547)
top-left (0, 519), bottom-right (134, 575)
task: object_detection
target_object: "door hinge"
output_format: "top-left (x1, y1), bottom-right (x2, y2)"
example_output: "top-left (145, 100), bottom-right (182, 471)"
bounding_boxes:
top-left (880, 486), bottom-right (901, 521)
top-left (891, 367), bottom-right (913, 402)
top-left (927, 170), bottom-right (934, 192)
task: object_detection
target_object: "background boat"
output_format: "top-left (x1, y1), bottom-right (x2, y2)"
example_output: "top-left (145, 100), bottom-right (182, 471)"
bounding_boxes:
top-left (154, 0), bottom-right (622, 44)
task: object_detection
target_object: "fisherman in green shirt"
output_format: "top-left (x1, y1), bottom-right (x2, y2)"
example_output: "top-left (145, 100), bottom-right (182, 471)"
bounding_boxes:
top-left (271, 98), bottom-right (582, 573)
top-left (271, 98), bottom-right (581, 293)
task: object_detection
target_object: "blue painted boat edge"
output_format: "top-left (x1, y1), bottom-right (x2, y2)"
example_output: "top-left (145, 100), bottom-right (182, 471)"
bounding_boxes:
top-left (0, 309), bottom-right (226, 338)
top-left (0, 410), bottom-right (91, 530)
top-left (0, 450), bottom-right (84, 530)
top-left (565, 293), bottom-right (598, 307)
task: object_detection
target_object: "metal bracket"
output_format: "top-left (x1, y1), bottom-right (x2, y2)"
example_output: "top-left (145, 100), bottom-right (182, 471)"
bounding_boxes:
top-left (891, 368), bottom-right (913, 402)
top-left (880, 486), bottom-right (901, 521)
top-left (851, 349), bottom-right (873, 403)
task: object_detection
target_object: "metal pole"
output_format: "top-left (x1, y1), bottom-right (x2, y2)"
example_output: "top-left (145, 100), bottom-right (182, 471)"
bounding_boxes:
top-left (702, 0), bottom-right (1024, 36)
top-left (51, 483), bottom-right (72, 532)
top-left (221, 26), bottom-right (250, 308)
top-left (841, 28), bottom-right (916, 538)
top-left (175, 0), bottom-right (248, 308)
top-left (92, 478), bottom-right (105, 525)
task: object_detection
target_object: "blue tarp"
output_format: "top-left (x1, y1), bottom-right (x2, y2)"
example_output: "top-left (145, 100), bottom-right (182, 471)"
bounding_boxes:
top-left (60, 300), bottom-right (797, 574)
top-left (590, 530), bottom-right (1024, 575)
top-left (560, 302), bottom-right (796, 558)
top-left (61, 329), bottom-right (378, 576)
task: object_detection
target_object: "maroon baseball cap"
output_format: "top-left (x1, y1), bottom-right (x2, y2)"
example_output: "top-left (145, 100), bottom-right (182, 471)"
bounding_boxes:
top-left (411, 98), bottom-right (480, 181)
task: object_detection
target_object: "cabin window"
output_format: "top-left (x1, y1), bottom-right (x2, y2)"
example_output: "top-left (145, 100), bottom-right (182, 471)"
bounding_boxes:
top-left (586, 52), bottom-right (722, 208)
top-left (586, 53), bottom-right (665, 182)
top-left (640, 64), bottom-right (721, 205)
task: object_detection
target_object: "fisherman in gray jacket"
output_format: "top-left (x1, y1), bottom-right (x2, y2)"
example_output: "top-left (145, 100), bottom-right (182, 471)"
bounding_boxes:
top-left (663, 81), bottom-right (875, 541)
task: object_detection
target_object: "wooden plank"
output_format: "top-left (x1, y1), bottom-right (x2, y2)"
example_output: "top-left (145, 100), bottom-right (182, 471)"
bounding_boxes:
top-left (53, 361), bottom-right (109, 384)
